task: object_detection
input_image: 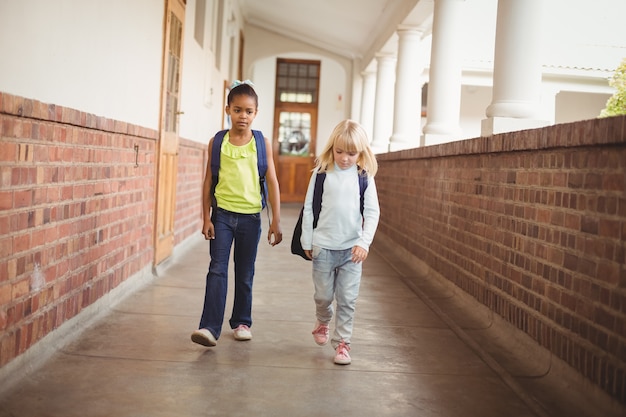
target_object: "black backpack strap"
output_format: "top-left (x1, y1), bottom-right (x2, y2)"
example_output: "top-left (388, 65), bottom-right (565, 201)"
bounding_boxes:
top-left (358, 172), bottom-right (368, 215)
top-left (312, 172), bottom-right (325, 228)
top-left (291, 172), bottom-right (323, 260)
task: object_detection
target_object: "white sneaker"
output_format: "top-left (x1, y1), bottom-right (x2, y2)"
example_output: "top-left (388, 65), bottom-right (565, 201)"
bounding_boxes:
top-left (233, 324), bottom-right (252, 341)
top-left (191, 328), bottom-right (217, 347)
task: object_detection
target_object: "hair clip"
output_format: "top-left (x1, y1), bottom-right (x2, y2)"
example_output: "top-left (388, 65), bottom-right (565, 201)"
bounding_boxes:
top-left (230, 79), bottom-right (255, 89)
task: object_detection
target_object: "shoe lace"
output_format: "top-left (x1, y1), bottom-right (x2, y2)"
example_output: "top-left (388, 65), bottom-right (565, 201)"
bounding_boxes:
top-left (337, 341), bottom-right (350, 355)
top-left (236, 325), bottom-right (249, 332)
top-left (312, 324), bottom-right (328, 336)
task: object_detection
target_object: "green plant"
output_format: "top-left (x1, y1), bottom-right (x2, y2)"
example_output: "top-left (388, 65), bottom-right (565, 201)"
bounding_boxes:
top-left (599, 57), bottom-right (626, 117)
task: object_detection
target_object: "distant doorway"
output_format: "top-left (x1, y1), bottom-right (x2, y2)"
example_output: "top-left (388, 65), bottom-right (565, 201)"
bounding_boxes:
top-left (272, 58), bottom-right (320, 203)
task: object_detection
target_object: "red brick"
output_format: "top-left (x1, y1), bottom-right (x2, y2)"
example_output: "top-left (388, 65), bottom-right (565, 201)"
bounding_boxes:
top-left (12, 278), bottom-right (29, 300)
top-left (12, 233), bottom-right (31, 254)
top-left (0, 191), bottom-right (12, 210)
top-left (13, 190), bottom-right (32, 208)
top-left (0, 232), bottom-right (12, 258)
top-left (0, 141), bottom-right (16, 163)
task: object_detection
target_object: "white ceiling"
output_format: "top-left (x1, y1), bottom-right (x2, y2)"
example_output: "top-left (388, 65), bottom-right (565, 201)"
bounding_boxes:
top-left (238, 0), bottom-right (626, 74)
top-left (238, 0), bottom-right (432, 64)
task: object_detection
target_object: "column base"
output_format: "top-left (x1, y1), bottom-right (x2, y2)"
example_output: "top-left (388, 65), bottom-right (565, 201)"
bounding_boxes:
top-left (421, 132), bottom-right (460, 147)
top-left (481, 117), bottom-right (550, 136)
top-left (388, 141), bottom-right (416, 152)
top-left (371, 144), bottom-right (389, 154)
top-left (388, 133), bottom-right (420, 152)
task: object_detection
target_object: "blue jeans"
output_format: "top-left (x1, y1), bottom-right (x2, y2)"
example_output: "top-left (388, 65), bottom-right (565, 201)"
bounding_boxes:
top-left (198, 208), bottom-right (262, 339)
top-left (311, 246), bottom-right (362, 348)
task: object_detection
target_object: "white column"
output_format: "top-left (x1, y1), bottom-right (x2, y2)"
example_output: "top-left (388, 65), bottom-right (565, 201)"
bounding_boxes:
top-left (359, 70), bottom-right (376, 143)
top-left (370, 54), bottom-right (396, 152)
top-left (421, 0), bottom-right (465, 146)
top-left (481, 0), bottom-right (549, 136)
top-left (389, 27), bottom-right (425, 152)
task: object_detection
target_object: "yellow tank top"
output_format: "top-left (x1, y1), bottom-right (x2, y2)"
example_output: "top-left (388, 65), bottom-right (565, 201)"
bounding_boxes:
top-left (214, 133), bottom-right (262, 214)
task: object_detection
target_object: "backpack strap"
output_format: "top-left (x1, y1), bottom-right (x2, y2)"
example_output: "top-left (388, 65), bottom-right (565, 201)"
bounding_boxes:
top-left (358, 171), bottom-right (368, 215)
top-left (312, 173), bottom-right (326, 228)
top-left (210, 129), bottom-right (228, 178)
top-left (210, 130), bottom-right (228, 209)
top-left (311, 170), bottom-right (368, 228)
top-left (252, 130), bottom-right (268, 209)
top-left (210, 129), bottom-right (268, 209)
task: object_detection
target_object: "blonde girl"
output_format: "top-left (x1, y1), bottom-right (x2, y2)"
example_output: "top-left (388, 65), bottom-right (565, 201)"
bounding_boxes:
top-left (300, 119), bottom-right (380, 365)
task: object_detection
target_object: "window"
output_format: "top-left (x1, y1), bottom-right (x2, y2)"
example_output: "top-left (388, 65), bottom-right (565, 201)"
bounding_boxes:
top-left (194, 0), bottom-right (206, 46)
top-left (276, 60), bottom-right (320, 104)
top-left (278, 112), bottom-right (311, 156)
top-left (214, 0), bottom-right (224, 69)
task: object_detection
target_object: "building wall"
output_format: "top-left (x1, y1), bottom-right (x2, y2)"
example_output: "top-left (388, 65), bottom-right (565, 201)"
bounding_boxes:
top-left (0, 0), bottom-right (234, 371)
top-left (0, 0), bottom-right (163, 131)
top-left (0, 0), bottom-right (234, 147)
top-left (0, 92), bottom-right (207, 369)
top-left (174, 138), bottom-right (207, 246)
top-left (375, 115), bottom-right (626, 404)
top-left (0, 93), bottom-right (154, 366)
top-left (556, 91), bottom-right (612, 125)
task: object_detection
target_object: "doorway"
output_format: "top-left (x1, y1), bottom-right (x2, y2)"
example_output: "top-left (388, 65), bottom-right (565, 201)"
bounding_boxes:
top-left (154, 0), bottom-right (185, 265)
top-left (272, 58), bottom-right (321, 203)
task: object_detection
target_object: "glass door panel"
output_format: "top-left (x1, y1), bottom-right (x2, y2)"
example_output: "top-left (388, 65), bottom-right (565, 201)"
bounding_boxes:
top-left (278, 112), bottom-right (311, 156)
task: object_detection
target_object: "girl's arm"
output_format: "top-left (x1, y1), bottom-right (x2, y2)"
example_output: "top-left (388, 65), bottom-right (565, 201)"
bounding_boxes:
top-left (351, 176), bottom-right (380, 263)
top-left (264, 136), bottom-right (283, 246)
top-left (359, 177), bottom-right (381, 249)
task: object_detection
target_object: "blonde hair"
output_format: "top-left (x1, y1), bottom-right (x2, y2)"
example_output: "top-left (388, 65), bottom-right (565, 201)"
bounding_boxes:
top-left (315, 120), bottom-right (378, 176)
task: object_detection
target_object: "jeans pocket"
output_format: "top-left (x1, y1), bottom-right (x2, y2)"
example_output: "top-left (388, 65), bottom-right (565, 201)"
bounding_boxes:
top-left (312, 245), bottom-right (322, 260)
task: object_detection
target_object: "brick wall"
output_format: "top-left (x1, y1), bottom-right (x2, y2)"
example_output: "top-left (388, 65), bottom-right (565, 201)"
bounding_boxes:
top-left (175, 138), bottom-right (206, 246)
top-left (0, 92), bottom-right (161, 367)
top-left (376, 116), bottom-right (626, 404)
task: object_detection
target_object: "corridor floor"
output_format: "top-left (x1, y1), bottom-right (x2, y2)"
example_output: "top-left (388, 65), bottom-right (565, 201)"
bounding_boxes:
top-left (0, 204), bottom-right (623, 417)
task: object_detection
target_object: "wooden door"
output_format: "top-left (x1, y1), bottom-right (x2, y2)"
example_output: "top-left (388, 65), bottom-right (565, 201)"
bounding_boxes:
top-left (273, 59), bottom-right (320, 203)
top-left (154, 0), bottom-right (185, 265)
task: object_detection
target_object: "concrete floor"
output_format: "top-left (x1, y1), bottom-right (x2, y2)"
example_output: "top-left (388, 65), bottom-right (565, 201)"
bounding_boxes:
top-left (0, 204), bottom-right (624, 417)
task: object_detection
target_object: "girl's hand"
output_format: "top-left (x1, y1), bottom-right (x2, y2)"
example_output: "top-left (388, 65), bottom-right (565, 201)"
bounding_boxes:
top-left (267, 222), bottom-right (283, 246)
top-left (202, 221), bottom-right (215, 240)
top-left (304, 250), bottom-right (312, 260)
top-left (351, 245), bottom-right (368, 263)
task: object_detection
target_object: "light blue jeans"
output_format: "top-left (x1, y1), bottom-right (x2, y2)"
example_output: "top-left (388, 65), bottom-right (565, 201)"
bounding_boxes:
top-left (311, 246), bottom-right (362, 348)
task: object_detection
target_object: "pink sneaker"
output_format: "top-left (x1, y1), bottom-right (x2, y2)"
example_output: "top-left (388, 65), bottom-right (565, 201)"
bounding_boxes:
top-left (312, 321), bottom-right (329, 346)
top-left (334, 341), bottom-right (351, 365)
